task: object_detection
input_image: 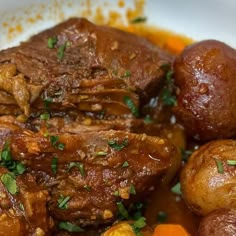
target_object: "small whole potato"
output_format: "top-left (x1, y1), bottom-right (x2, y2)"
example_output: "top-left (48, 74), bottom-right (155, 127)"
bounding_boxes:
top-left (174, 40), bottom-right (236, 141)
top-left (197, 208), bottom-right (236, 236)
top-left (181, 139), bottom-right (236, 216)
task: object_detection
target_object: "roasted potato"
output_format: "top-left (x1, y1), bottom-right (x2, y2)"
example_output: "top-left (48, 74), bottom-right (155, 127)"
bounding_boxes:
top-left (174, 40), bottom-right (236, 141)
top-left (181, 140), bottom-right (236, 215)
top-left (197, 208), bottom-right (236, 236)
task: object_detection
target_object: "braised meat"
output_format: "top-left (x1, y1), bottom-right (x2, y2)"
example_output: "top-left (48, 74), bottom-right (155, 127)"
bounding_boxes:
top-left (0, 167), bottom-right (53, 236)
top-left (0, 18), bottom-right (172, 117)
top-left (1, 127), bottom-right (179, 226)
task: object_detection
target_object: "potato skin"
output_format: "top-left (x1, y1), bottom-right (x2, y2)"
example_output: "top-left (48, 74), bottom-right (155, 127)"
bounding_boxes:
top-left (180, 140), bottom-right (236, 216)
top-left (174, 40), bottom-right (236, 141)
top-left (197, 208), bottom-right (236, 236)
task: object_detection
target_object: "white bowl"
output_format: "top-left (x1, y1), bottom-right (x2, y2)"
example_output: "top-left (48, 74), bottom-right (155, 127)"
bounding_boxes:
top-left (0, 0), bottom-right (236, 50)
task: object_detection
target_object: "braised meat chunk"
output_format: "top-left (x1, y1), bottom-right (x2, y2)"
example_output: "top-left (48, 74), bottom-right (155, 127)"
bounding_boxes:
top-left (4, 128), bottom-right (179, 226)
top-left (0, 167), bottom-right (53, 236)
top-left (0, 18), bottom-right (172, 118)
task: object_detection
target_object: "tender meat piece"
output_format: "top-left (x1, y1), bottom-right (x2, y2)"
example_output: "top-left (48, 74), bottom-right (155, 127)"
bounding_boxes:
top-left (6, 128), bottom-right (179, 226)
top-left (197, 209), bottom-right (236, 236)
top-left (181, 140), bottom-right (236, 216)
top-left (0, 167), bottom-right (53, 235)
top-left (174, 40), bottom-right (236, 141)
top-left (0, 18), bottom-right (172, 117)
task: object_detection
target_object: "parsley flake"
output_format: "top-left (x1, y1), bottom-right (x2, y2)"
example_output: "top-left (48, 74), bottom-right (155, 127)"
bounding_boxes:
top-left (124, 96), bottom-right (139, 117)
top-left (122, 161), bottom-right (129, 168)
top-left (130, 17), bottom-right (147, 24)
top-left (215, 159), bottom-right (224, 174)
top-left (68, 162), bottom-right (85, 177)
top-left (58, 195), bottom-right (70, 209)
top-left (108, 138), bottom-right (129, 151)
top-left (1, 173), bottom-right (18, 195)
top-left (47, 36), bottom-right (58, 49)
top-left (171, 182), bottom-right (182, 195)
top-left (51, 157), bottom-right (58, 175)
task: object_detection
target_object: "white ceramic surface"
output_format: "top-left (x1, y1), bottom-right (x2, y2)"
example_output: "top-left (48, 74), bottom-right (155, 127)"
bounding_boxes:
top-left (0, 0), bottom-right (236, 50)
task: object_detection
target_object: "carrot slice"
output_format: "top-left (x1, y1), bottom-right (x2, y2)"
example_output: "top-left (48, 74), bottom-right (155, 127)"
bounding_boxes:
top-left (153, 224), bottom-right (190, 236)
top-left (165, 37), bottom-right (186, 54)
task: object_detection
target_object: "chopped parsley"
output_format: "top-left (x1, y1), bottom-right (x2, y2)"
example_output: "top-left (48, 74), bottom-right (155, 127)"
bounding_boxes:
top-left (43, 97), bottom-right (53, 110)
top-left (57, 44), bottom-right (66, 60)
top-left (0, 142), bottom-right (26, 176)
top-left (51, 156), bottom-right (58, 175)
top-left (122, 70), bottom-right (131, 77)
top-left (129, 184), bottom-right (136, 195)
top-left (160, 66), bottom-right (177, 106)
top-left (83, 185), bottom-right (91, 191)
top-left (108, 138), bottom-right (129, 151)
top-left (68, 162), bottom-right (85, 177)
top-left (215, 159), bottom-right (224, 174)
top-left (143, 114), bottom-right (152, 124)
top-left (19, 203), bottom-right (25, 211)
top-left (122, 161), bottom-right (129, 168)
top-left (130, 17), bottom-right (147, 24)
top-left (157, 211), bottom-right (168, 223)
top-left (47, 36), bottom-right (58, 49)
top-left (114, 190), bottom-right (119, 197)
top-left (1, 173), bottom-right (18, 195)
top-left (58, 222), bottom-right (84, 233)
top-left (131, 217), bottom-right (146, 236)
top-left (171, 182), bottom-right (182, 195)
top-left (40, 112), bottom-right (50, 120)
top-left (58, 195), bottom-right (70, 209)
top-left (50, 135), bottom-right (65, 151)
top-left (124, 96), bottom-right (139, 117)
top-left (162, 88), bottom-right (177, 106)
top-left (117, 201), bottom-right (129, 219)
top-left (227, 160), bottom-right (236, 166)
top-left (95, 151), bottom-right (108, 156)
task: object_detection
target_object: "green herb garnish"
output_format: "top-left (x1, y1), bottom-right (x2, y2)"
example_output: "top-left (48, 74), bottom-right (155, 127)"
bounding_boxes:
top-left (95, 151), bottom-right (108, 156)
top-left (1, 173), bottom-right (18, 194)
top-left (227, 160), bottom-right (236, 166)
top-left (114, 190), bottom-right (119, 197)
top-left (40, 112), bottom-right (50, 120)
top-left (68, 162), bottom-right (85, 177)
top-left (83, 185), bottom-right (91, 191)
top-left (58, 222), bottom-right (84, 232)
top-left (117, 201), bottom-right (129, 219)
top-left (108, 138), bottom-right (129, 151)
top-left (131, 217), bottom-right (146, 236)
top-left (129, 184), bottom-right (136, 195)
top-left (162, 88), bottom-right (177, 106)
top-left (58, 195), bottom-right (70, 209)
top-left (19, 203), bottom-right (25, 211)
top-left (143, 114), bottom-right (152, 124)
top-left (122, 161), bottom-right (129, 168)
top-left (215, 159), bottom-right (224, 174)
top-left (47, 36), bottom-right (58, 49)
top-left (43, 97), bottom-right (53, 111)
top-left (157, 211), bottom-right (168, 223)
top-left (0, 142), bottom-right (26, 175)
top-left (171, 182), bottom-right (182, 195)
top-left (51, 156), bottom-right (58, 175)
top-left (130, 17), bottom-right (147, 24)
top-left (50, 136), bottom-right (65, 151)
top-left (122, 70), bottom-right (131, 77)
top-left (124, 96), bottom-right (139, 117)
top-left (57, 44), bottom-right (66, 60)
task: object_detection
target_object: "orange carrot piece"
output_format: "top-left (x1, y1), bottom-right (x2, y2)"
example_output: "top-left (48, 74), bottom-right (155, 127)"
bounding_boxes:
top-left (165, 37), bottom-right (186, 54)
top-left (153, 224), bottom-right (190, 236)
